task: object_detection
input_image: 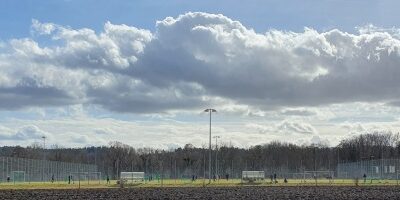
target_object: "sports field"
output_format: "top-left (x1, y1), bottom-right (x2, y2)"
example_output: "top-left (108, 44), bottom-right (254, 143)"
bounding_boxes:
top-left (0, 178), bottom-right (399, 190)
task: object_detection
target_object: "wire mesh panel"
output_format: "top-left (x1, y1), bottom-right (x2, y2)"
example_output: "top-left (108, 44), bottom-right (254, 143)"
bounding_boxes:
top-left (302, 171), bottom-right (334, 185)
top-left (69, 172), bottom-right (102, 184)
top-left (337, 159), bottom-right (400, 181)
top-left (0, 156), bottom-right (98, 183)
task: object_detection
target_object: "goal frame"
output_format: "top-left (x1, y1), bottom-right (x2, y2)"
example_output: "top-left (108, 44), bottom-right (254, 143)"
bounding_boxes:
top-left (11, 171), bottom-right (26, 183)
top-left (120, 172), bottom-right (145, 183)
top-left (241, 171), bottom-right (265, 182)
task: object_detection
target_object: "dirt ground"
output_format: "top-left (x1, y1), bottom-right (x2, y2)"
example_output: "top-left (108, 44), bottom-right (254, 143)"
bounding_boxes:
top-left (1, 186), bottom-right (400, 200)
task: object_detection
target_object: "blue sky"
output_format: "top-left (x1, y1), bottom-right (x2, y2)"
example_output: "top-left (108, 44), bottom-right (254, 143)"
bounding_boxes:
top-left (2, 0), bottom-right (400, 39)
top-left (0, 0), bottom-right (400, 148)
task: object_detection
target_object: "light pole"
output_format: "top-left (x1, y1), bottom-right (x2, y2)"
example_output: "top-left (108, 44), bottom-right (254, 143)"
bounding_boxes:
top-left (213, 136), bottom-right (220, 179)
top-left (204, 108), bottom-right (216, 184)
top-left (42, 136), bottom-right (46, 182)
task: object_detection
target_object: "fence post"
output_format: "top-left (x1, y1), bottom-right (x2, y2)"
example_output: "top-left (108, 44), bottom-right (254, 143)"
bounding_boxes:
top-left (78, 168), bottom-right (81, 189)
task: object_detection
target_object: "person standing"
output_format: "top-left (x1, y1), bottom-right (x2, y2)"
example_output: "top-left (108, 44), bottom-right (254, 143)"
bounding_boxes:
top-left (363, 173), bottom-right (367, 183)
top-left (270, 174), bottom-right (273, 183)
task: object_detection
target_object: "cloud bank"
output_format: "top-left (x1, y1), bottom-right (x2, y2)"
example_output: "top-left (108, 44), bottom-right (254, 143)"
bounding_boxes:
top-left (1, 12), bottom-right (400, 114)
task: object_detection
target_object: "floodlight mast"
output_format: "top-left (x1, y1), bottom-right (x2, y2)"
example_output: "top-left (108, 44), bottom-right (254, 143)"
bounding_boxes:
top-left (213, 135), bottom-right (220, 179)
top-left (204, 108), bottom-right (216, 184)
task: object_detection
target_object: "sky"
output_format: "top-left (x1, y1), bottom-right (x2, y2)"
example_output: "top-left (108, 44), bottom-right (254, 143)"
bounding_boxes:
top-left (0, 0), bottom-right (400, 149)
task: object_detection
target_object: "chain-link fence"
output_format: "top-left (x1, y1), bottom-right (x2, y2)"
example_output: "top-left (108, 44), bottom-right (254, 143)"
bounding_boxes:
top-left (0, 157), bottom-right (98, 183)
top-left (337, 159), bottom-right (400, 180)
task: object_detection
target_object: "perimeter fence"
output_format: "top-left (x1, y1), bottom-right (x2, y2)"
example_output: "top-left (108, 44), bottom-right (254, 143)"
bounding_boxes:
top-left (337, 159), bottom-right (400, 180)
top-left (0, 156), bottom-right (98, 183)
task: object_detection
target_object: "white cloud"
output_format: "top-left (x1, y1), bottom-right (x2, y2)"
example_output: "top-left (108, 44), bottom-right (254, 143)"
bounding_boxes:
top-left (1, 13), bottom-right (400, 114)
top-left (68, 133), bottom-right (92, 145)
top-left (247, 120), bottom-right (318, 135)
top-left (0, 116), bottom-right (322, 148)
top-left (0, 124), bottom-right (50, 142)
top-left (31, 19), bottom-right (56, 35)
top-left (93, 127), bottom-right (116, 135)
top-left (340, 121), bottom-right (398, 136)
top-left (0, 106), bottom-right (398, 148)
top-left (1, 12), bottom-right (400, 148)
top-left (15, 125), bottom-right (51, 140)
top-left (0, 125), bottom-right (15, 140)
top-left (310, 135), bottom-right (330, 146)
top-left (341, 122), bottom-right (366, 133)
top-left (277, 120), bottom-right (317, 135)
top-left (281, 108), bottom-right (316, 116)
top-left (0, 41), bottom-right (5, 49)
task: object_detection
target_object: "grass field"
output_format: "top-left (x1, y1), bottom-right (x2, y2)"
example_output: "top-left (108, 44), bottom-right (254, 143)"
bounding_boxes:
top-left (0, 178), bottom-right (400, 189)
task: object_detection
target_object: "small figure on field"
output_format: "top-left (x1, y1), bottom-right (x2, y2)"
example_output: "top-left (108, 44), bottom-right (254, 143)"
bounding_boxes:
top-left (51, 174), bottom-right (54, 183)
top-left (213, 174), bottom-right (216, 181)
top-left (192, 175), bottom-right (195, 182)
top-left (363, 173), bottom-right (367, 183)
top-left (273, 173), bottom-right (277, 184)
top-left (7, 176), bottom-right (10, 182)
top-left (68, 175), bottom-right (71, 184)
top-left (225, 174), bottom-right (229, 181)
top-left (284, 178), bottom-right (288, 183)
top-left (270, 174), bottom-right (273, 183)
top-left (106, 175), bottom-right (110, 184)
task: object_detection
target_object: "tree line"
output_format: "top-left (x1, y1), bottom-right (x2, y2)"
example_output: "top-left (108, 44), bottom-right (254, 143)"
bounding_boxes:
top-left (0, 132), bottom-right (399, 179)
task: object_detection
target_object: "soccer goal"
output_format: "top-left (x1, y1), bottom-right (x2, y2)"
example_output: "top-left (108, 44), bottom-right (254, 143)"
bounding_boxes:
top-left (120, 172), bottom-right (145, 183)
top-left (302, 171), bottom-right (334, 185)
top-left (241, 171), bottom-right (265, 182)
top-left (12, 171), bottom-right (25, 183)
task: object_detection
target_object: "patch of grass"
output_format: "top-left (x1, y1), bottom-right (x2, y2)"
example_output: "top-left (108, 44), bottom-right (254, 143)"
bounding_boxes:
top-left (0, 180), bottom-right (116, 190)
top-left (1, 178), bottom-right (399, 190)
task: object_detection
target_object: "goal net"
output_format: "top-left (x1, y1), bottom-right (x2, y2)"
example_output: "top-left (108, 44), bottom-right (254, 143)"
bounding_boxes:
top-left (120, 172), bottom-right (145, 183)
top-left (242, 171), bottom-right (265, 182)
top-left (12, 171), bottom-right (25, 183)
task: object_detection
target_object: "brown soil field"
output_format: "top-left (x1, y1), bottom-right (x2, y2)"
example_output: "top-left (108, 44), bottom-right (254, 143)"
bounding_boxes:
top-left (1, 186), bottom-right (400, 200)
